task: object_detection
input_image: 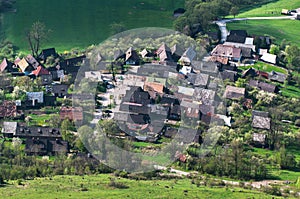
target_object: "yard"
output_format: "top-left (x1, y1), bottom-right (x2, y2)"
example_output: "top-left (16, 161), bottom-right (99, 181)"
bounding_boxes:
top-left (239, 61), bottom-right (288, 74)
top-left (1, 0), bottom-right (184, 53)
top-left (0, 175), bottom-right (283, 199)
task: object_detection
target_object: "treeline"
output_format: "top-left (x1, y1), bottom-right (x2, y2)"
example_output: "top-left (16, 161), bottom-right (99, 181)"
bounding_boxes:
top-left (0, 144), bottom-right (113, 183)
top-left (180, 140), bottom-right (298, 180)
top-left (174, 0), bottom-right (271, 36)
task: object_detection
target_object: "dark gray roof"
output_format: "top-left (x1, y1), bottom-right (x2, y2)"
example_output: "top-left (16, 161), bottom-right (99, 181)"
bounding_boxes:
top-left (268, 71), bottom-right (287, 83)
top-left (187, 73), bottom-right (210, 87)
top-left (227, 30), bottom-right (247, 43)
top-left (15, 126), bottom-right (62, 139)
top-left (241, 47), bottom-right (252, 58)
top-left (192, 61), bottom-right (219, 75)
top-left (221, 70), bottom-right (238, 82)
top-left (249, 80), bottom-right (277, 93)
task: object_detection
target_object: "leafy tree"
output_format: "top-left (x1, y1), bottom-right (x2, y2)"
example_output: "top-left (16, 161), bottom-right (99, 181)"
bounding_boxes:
top-left (230, 6), bottom-right (239, 18)
top-left (26, 21), bottom-right (51, 57)
top-left (285, 45), bottom-right (300, 71)
top-left (276, 146), bottom-right (297, 170)
top-left (269, 44), bottom-right (280, 56)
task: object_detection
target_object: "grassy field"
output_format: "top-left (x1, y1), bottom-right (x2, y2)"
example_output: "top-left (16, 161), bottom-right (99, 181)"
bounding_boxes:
top-left (239, 61), bottom-right (288, 74)
top-left (0, 175), bottom-right (285, 199)
top-left (236, 0), bottom-right (300, 17)
top-left (2, 0), bottom-right (184, 52)
top-left (281, 85), bottom-right (300, 98)
top-left (227, 19), bottom-right (300, 46)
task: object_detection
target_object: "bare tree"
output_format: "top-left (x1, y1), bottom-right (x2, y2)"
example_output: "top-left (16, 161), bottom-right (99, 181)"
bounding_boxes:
top-left (26, 21), bottom-right (51, 57)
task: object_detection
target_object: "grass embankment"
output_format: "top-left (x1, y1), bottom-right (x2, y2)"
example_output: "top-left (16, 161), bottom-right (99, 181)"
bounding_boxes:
top-left (0, 175), bottom-right (285, 199)
top-left (2, 0), bottom-right (184, 53)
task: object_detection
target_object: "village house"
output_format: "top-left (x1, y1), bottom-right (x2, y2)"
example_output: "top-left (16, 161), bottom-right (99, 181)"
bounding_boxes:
top-left (260, 52), bottom-right (277, 64)
top-left (25, 138), bottom-right (68, 155)
top-left (268, 71), bottom-right (287, 83)
top-left (249, 80), bottom-right (278, 93)
top-left (252, 110), bottom-right (271, 130)
top-left (211, 44), bottom-right (242, 63)
top-left (2, 121), bottom-right (18, 138)
top-left (186, 73), bottom-right (210, 87)
top-left (192, 61), bottom-right (219, 75)
top-left (17, 58), bottom-right (31, 73)
top-left (156, 43), bottom-right (174, 65)
top-left (15, 126), bottom-right (62, 140)
top-left (60, 107), bottom-right (83, 121)
top-left (26, 92), bottom-right (44, 107)
top-left (0, 58), bottom-right (15, 73)
top-left (224, 85), bottom-right (245, 100)
top-left (252, 133), bottom-right (267, 147)
top-left (181, 99), bottom-right (200, 120)
top-left (242, 67), bottom-right (257, 78)
top-left (26, 54), bottom-right (40, 69)
top-left (193, 87), bottom-right (216, 106)
top-left (179, 47), bottom-right (196, 66)
top-left (226, 30), bottom-right (248, 44)
top-left (221, 70), bottom-right (238, 82)
top-left (125, 47), bottom-right (140, 65)
top-left (38, 48), bottom-right (58, 61)
top-left (171, 44), bottom-right (184, 62)
top-left (51, 84), bottom-right (69, 97)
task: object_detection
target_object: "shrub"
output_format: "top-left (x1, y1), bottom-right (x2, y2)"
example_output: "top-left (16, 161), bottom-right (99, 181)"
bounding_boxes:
top-left (108, 178), bottom-right (129, 189)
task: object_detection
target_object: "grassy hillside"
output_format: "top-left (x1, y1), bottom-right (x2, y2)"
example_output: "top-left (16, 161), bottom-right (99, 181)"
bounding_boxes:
top-left (2, 0), bottom-right (184, 52)
top-left (0, 175), bottom-right (285, 199)
top-left (236, 0), bottom-right (300, 17)
top-left (227, 20), bottom-right (300, 46)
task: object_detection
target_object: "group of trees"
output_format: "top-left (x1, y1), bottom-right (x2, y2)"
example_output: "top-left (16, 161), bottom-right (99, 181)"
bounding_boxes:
top-left (0, 144), bottom-right (112, 183)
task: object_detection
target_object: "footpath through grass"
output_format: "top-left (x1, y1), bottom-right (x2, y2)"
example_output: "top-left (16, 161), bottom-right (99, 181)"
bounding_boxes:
top-left (0, 175), bottom-right (285, 199)
top-left (2, 0), bottom-right (184, 52)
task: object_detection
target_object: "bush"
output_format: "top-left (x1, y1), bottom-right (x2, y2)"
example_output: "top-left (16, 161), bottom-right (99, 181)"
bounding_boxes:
top-left (295, 119), bottom-right (300, 127)
top-left (108, 178), bottom-right (129, 189)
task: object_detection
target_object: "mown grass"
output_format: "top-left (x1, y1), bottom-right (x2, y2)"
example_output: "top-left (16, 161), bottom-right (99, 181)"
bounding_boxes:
top-left (236, 0), bottom-right (300, 17)
top-left (0, 175), bottom-right (284, 199)
top-left (281, 85), bottom-right (300, 98)
top-left (2, 0), bottom-right (184, 53)
top-left (227, 20), bottom-right (300, 47)
top-left (28, 113), bottom-right (58, 126)
top-left (239, 61), bottom-right (288, 74)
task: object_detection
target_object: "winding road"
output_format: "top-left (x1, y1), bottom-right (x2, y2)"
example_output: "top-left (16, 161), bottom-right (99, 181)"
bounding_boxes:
top-left (215, 15), bottom-right (297, 42)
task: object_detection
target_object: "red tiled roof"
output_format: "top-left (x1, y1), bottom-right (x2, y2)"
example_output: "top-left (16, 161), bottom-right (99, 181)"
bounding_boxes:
top-left (32, 66), bottom-right (50, 76)
top-left (60, 107), bottom-right (83, 121)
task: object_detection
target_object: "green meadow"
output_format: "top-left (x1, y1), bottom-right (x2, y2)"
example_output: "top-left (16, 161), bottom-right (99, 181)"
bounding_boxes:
top-left (0, 175), bottom-right (285, 199)
top-left (236, 0), bottom-right (300, 17)
top-left (1, 0), bottom-right (184, 52)
top-left (227, 19), bottom-right (300, 46)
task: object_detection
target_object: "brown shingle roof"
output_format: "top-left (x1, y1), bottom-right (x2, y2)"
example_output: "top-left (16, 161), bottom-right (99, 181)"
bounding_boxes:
top-left (224, 86), bottom-right (245, 99)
